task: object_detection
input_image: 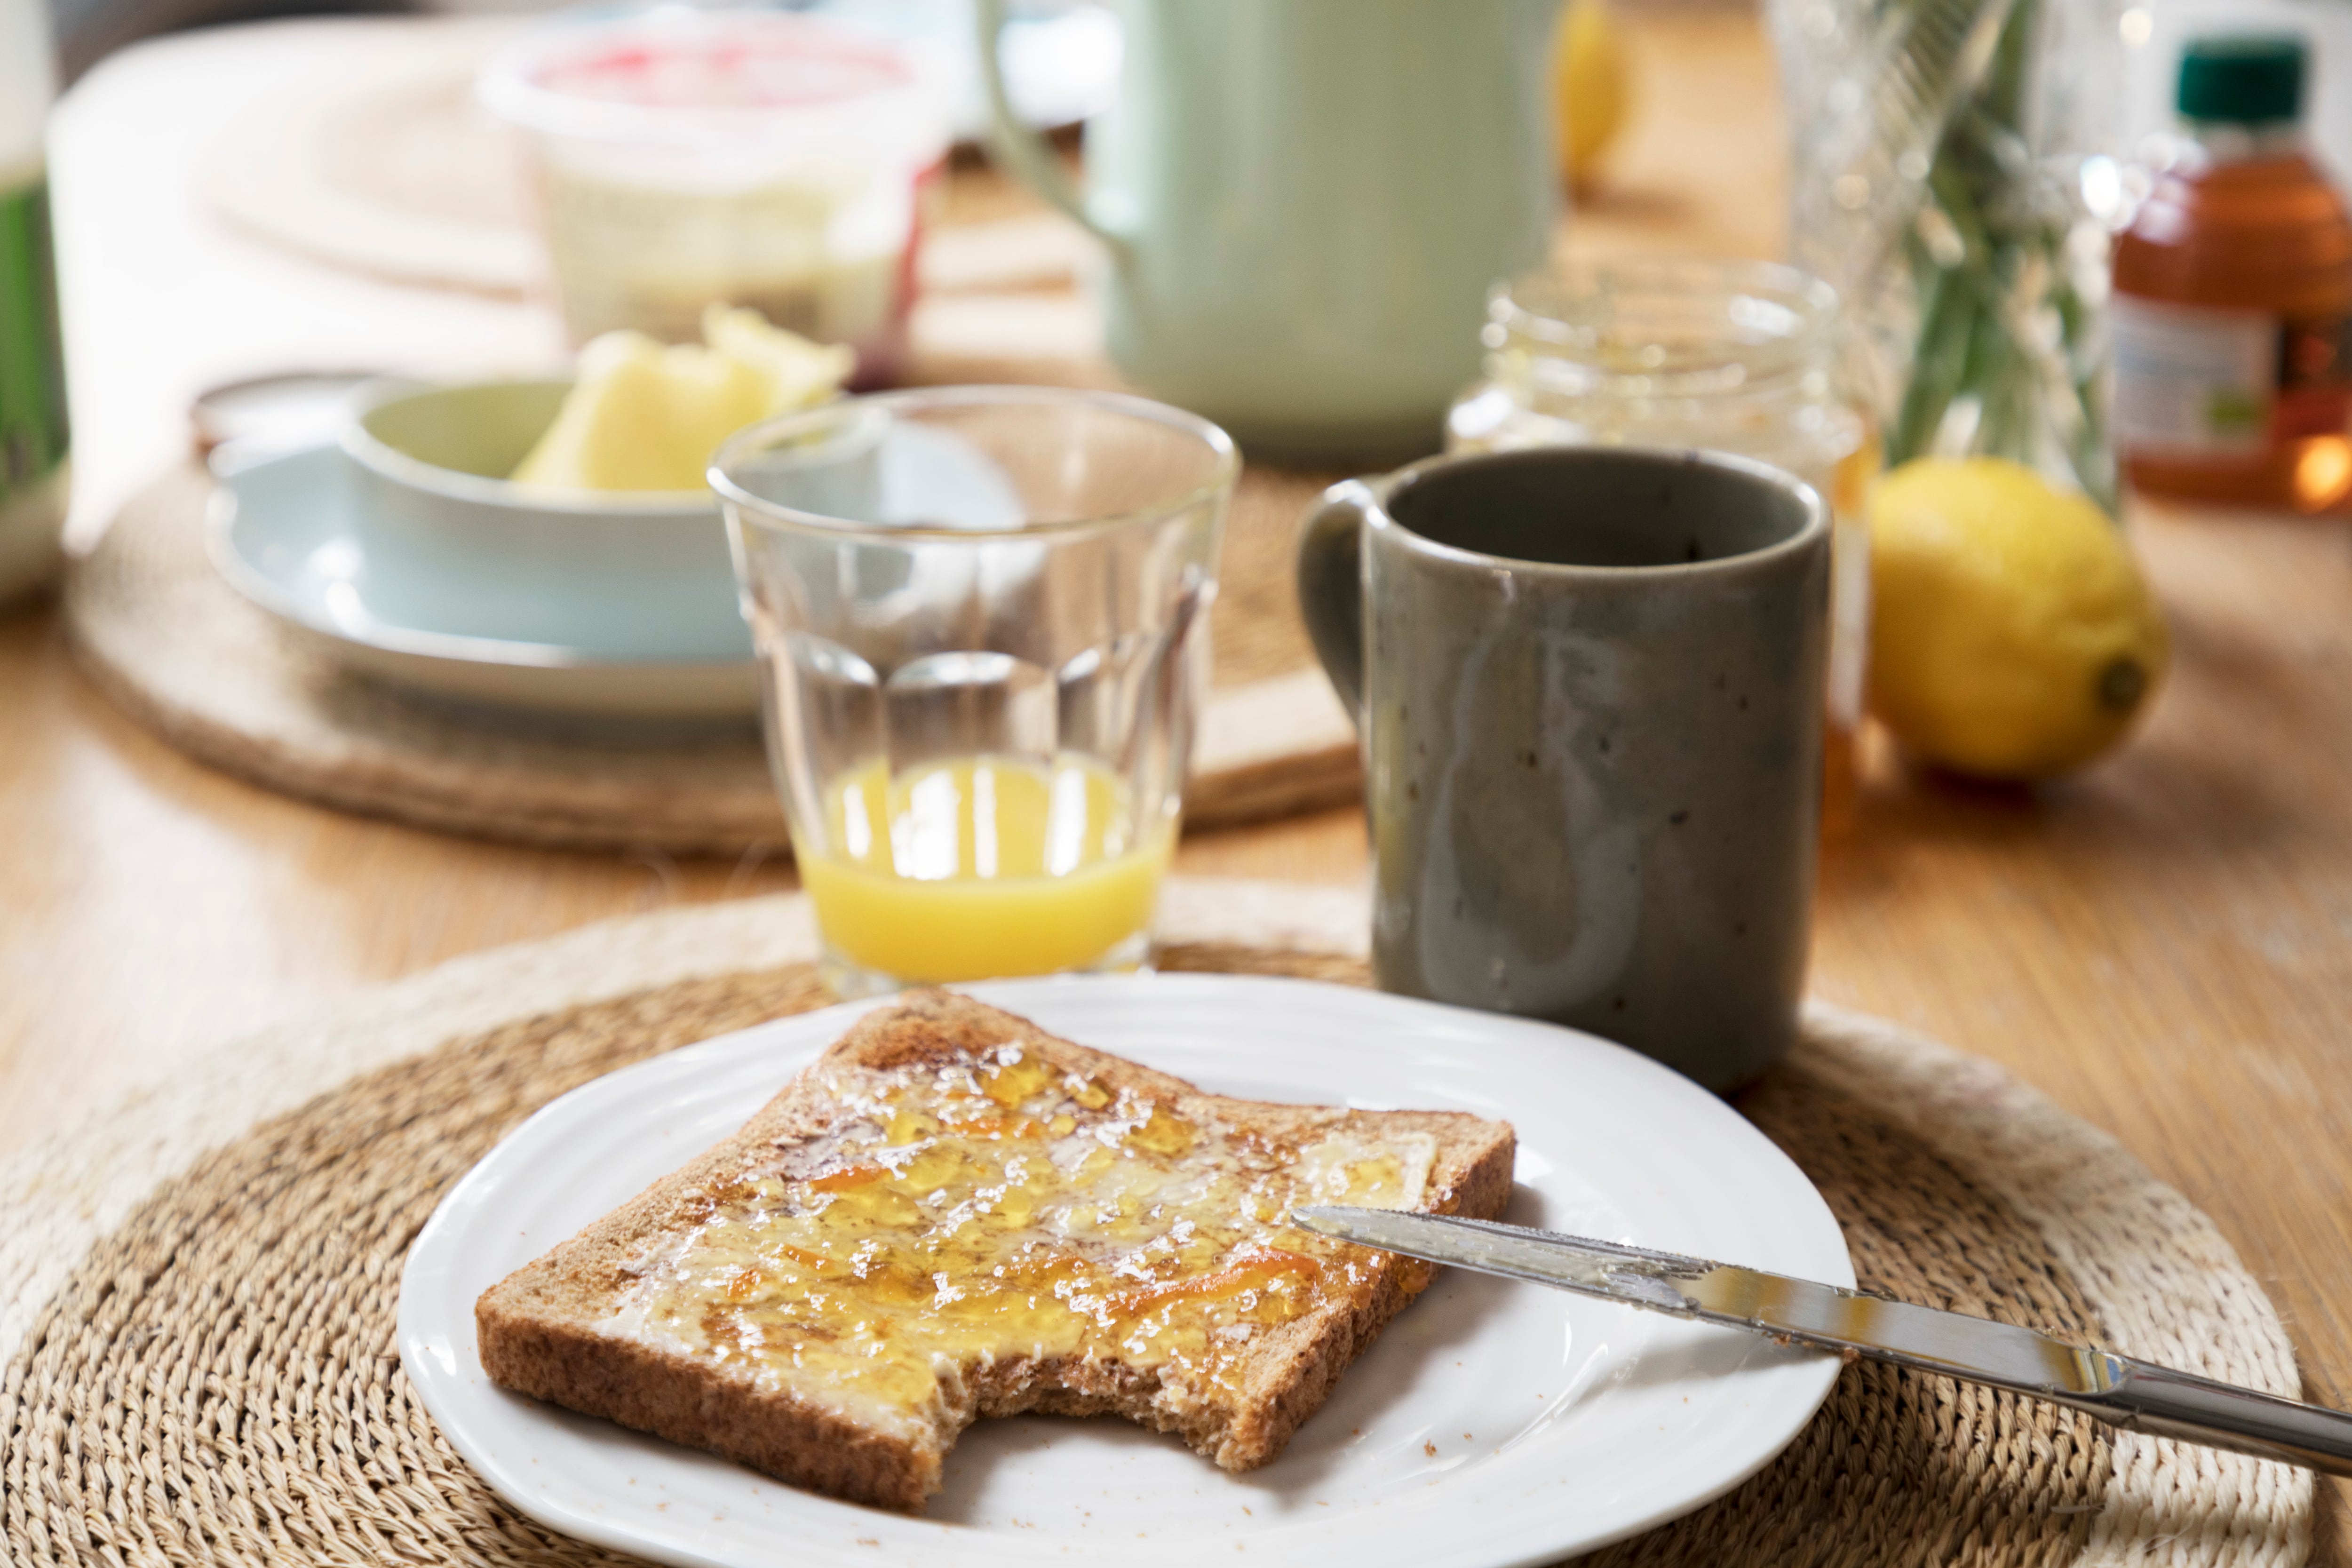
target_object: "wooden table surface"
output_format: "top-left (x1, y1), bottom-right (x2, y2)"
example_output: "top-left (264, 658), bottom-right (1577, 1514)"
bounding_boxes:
top-left (7, 8), bottom-right (2348, 1555)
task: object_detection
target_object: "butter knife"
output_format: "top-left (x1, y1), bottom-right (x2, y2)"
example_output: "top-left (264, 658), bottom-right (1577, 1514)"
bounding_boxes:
top-left (1290, 1205), bottom-right (2352, 1476)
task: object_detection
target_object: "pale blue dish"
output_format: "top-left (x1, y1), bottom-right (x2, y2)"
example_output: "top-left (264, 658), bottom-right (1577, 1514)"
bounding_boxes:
top-left (340, 377), bottom-right (752, 661)
top-left (207, 440), bottom-right (762, 720)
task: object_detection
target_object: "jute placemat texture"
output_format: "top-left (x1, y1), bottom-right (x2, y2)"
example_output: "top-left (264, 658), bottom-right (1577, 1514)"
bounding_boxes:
top-left (60, 460), bottom-right (1356, 853)
top-left (0, 879), bottom-right (2312, 1566)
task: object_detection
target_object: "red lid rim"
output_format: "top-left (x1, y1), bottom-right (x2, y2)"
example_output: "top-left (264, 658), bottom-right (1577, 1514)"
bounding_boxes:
top-left (483, 9), bottom-right (928, 128)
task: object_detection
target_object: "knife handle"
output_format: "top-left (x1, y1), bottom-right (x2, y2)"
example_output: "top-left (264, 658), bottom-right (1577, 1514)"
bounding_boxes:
top-left (2080, 1354), bottom-right (2352, 1477)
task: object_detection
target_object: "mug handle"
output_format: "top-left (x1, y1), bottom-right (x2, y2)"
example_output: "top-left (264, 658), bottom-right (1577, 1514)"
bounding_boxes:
top-left (1295, 478), bottom-right (1382, 728)
top-left (973, 0), bottom-right (1128, 249)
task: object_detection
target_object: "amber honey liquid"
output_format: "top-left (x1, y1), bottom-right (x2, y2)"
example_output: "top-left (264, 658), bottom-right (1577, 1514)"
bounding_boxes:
top-left (2115, 139), bottom-right (2352, 514)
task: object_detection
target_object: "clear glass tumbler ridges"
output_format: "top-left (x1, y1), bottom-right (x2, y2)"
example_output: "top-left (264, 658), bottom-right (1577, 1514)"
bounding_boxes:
top-left (712, 387), bottom-right (1236, 992)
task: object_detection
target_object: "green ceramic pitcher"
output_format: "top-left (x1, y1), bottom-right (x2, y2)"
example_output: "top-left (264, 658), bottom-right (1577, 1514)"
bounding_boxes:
top-left (976, 0), bottom-right (1562, 462)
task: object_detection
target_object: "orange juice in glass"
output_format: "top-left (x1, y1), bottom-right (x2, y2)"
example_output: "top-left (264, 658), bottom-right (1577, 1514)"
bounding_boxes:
top-left (713, 388), bottom-right (1233, 992)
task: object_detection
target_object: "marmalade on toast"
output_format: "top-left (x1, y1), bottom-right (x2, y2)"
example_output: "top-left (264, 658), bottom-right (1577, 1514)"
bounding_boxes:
top-left (600, 1043), bottom-right (1435, 1423)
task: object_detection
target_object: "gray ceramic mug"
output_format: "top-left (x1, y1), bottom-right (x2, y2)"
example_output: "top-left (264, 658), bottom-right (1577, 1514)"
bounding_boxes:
top-left (1296, 446), bottom-right (1830, 1090)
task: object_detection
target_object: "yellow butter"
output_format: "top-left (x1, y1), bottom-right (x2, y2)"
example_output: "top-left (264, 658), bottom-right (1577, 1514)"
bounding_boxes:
top-left (511, 304), bottom-right (852, 493)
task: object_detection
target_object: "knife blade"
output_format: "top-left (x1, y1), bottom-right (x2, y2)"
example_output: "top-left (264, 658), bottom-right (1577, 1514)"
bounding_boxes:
top-left (1291, 1205), bottom-right (2352, 1477)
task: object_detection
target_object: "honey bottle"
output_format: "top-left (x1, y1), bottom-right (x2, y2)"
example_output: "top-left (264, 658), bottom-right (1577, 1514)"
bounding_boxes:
top-left (2114, 35), bottom-right (2352, 514)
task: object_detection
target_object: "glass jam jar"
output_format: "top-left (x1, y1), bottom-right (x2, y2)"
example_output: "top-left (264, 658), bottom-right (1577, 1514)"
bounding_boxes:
top-left (1447, 258), bottom-right (1874, 822)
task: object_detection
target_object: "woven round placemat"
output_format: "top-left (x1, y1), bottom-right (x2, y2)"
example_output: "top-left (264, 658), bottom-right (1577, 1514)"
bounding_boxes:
top-left (0, 879), bottom-right (2314, 1567)
top-left (60, 460), bottom-right (1356, 854)
top-left (204, 21), bottom-right (535, 298)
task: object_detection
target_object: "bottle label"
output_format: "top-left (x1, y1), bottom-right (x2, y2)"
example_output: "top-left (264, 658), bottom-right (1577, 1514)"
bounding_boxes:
top-left (2113, 295), bottom-right (2352, 458)
top-left (0, 170), bottom-right (68, 510)
top-left (2274, 313), bottom-right (2352, 438)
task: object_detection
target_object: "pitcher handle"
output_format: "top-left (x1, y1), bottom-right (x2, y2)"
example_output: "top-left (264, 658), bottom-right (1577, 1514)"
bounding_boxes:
top-left (973, 0), bottom-right (1128, 249)
top-left (1295, 478), bottom-right (1383, 728)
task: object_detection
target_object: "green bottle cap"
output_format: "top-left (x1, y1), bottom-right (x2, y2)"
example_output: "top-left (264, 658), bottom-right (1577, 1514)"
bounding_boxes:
top-left (2177, 34), bottom-right (2306, 126)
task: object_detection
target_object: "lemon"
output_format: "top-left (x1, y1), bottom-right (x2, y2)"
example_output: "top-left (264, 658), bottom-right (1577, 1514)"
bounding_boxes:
top-left (1866, 457), bottom-right (2169, 781)
top-left (1552, 0), bottom-right (1630, 186)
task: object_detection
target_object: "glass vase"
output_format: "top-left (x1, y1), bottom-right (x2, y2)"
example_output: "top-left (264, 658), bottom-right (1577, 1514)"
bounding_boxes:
top-left (1766, 0), bottom-right (2124, 510)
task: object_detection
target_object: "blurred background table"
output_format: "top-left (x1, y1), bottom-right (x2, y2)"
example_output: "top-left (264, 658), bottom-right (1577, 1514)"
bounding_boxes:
top-left (3, 8), bottom-right (2347, 1553)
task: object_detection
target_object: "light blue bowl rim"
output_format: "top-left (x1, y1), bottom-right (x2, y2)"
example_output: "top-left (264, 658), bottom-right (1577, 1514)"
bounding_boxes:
top-left (207, 438), bottom-right (751, 671)
top-left (342, 375), bottom-right (718, 519)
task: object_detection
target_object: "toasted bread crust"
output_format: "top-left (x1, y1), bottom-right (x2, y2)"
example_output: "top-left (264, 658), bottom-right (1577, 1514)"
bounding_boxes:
top-left (476, 988), bottom-right (1516, 1513)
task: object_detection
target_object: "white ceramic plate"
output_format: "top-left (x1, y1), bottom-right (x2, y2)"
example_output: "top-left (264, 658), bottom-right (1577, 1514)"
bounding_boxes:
top-left (400, 974), bottom-right (1850, 1568)
top-left (207, 442), bottom-right (761, 720)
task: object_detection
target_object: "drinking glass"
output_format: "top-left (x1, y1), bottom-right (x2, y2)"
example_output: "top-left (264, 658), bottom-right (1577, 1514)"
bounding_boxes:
top-left (712, 387), bottom-right (1236, 995)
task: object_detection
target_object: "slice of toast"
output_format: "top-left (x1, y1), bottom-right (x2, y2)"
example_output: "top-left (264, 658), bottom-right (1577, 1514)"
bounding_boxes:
top-left (476, 988), bottom-right (1516, 1513)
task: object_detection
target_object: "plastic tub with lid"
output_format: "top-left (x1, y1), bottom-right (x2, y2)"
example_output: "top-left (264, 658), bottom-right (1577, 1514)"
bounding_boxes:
top-left (480, 6), bottom-right (949, 381)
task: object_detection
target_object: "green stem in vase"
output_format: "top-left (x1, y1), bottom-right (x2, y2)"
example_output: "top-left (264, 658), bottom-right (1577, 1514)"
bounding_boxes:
top-left (1875, 0), bottom-right (2114, 509)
